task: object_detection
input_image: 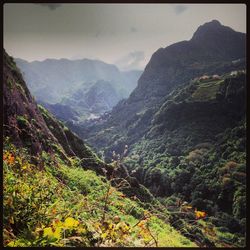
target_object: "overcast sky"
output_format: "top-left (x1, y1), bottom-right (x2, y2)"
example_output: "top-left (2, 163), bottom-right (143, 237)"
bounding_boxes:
top-left (4, 3), bottom-right (246, 71)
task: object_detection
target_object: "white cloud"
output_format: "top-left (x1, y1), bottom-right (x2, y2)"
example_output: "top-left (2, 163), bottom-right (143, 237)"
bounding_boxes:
top-left (115, 51), bottom-right (145, 71)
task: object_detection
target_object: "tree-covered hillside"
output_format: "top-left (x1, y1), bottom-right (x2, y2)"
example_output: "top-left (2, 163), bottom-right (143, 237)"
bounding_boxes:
top-left (74, 20), bottom-right (246, 247)
top-left (3, 19), bottom-right (246, 248)
top-left (3, 50), bottom-right (198, 247)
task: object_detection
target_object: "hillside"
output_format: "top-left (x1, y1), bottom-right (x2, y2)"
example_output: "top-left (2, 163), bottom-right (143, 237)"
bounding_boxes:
top-left (3, 50), bottom-right (107, 172)
top-left (80, 20), bottom-right (245, 131)
top-left (75, 20), bottom-right (246, 247)
top-left (3, 51), bottom-right (200, 247)
top-left (3, 19), bottom-right (246, 248)
top-left (78, 20), bottom-right (246, 153)
top-left (129, 20), bottom-right (245, 106)
top-left (15, 57), bottom-right (142, 121)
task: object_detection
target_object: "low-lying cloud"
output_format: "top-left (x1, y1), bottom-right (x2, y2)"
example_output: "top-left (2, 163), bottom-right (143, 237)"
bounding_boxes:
top-left (115, 51), bottom-right (145, 71)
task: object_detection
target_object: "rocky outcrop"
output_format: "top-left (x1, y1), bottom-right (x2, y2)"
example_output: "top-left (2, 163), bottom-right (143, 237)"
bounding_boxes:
top-left (3, 50), bottom-right (107, 173)
top-left (3, 50), bottom-right (56, 154)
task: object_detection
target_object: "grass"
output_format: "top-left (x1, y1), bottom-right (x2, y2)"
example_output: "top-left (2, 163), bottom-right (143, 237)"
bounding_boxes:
top-left (3, 140), bottom-right (197, 247)
top-left (191, 79), bottom-right (224, 101)
top-left (195, 218), bottom-right (245, 247)
top-left (16, 115), bottom-right (29, 126)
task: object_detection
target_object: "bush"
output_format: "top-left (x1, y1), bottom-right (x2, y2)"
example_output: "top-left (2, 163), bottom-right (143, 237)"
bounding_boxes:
top-left (17, 115), bottom-right (29, 127)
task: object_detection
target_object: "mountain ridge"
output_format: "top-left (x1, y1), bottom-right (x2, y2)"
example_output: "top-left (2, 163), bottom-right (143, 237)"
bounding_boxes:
top-left (73, 21), bottom-right (246, 247)
top-left (79, 20), bottom-right (246, 150)
top-left (130, 19), bottom-right (245, 104)
top-left (15, 56), bottom-right (142, 103)
top-left (3, 19), bottom-right (246, 247)
top-left (15, 56), bottom-right (142, 121)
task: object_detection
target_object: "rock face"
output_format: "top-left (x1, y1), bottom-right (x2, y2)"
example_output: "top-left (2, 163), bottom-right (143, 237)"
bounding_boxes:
top-left (3, 50), bottom-right (55, 154)
top-left (79, 20), bottom-right (246, 153)
top-left (3, 50), bottom-right (107, 173)
top-left (130, 20), bottom-right (245, 104)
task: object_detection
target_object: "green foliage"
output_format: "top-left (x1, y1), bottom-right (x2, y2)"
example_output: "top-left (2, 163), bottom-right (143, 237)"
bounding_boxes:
top-left (119, 102), bottom-right (245, 246)
top-left (16, 115), bottom-right (29, 127)
top-left (16, 83), bottom-right (26, 94)
top-left (7, 78), bottom-right (13, 89)
top-left (3, 141), bottom-right (195, 247)
top-left (191, 79), bottom-right (223, 101)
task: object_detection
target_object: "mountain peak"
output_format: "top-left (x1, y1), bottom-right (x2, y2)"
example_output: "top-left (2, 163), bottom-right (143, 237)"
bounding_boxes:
top-left (191, 19), bottom-right (236, 41)
top-left (205, 19), bottom-right (222, 26)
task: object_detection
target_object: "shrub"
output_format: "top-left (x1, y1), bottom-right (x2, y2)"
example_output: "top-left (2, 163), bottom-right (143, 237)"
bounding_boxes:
top-left (17, 115), bottom-right (29, 127)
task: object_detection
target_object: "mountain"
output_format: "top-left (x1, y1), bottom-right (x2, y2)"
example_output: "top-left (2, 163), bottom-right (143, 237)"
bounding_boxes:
top-left (15, 57), bottom-right (142, 121)
top-left (38, 102), bottom-right (80, 122)
top-left (75, 20), bottom-right (246, 247)
top-left (121, 70), bottom-right (143, 94)
top-left (3, 19), bottom-right (246, 247)
top-left (15, 57), bottom-right (121, 102)
top-left (4, 50), bottom-right (200, 247)
top-left (80, 20), bottom-right (246, 151)
top-left (3, 50), bottom-right (107, 172)
top-left (129, 20), bottom-right (245, 105)
top-left (58, 79), bottom-right (123, 122)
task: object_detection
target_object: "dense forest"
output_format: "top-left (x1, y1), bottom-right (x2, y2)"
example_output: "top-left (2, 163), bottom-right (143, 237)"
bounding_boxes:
top-left (3, 19), bottom-right (246, 247)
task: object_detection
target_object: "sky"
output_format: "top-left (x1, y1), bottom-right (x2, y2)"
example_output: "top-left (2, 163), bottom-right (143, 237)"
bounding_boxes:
top-left (4, 3), bottom-right (246, 71)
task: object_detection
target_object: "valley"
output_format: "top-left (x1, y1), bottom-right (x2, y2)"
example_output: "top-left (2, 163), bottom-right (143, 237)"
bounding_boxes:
top-left (3, 19), bottom-right (246, 247)
top-left (15, 57), bottom-right (142, 122)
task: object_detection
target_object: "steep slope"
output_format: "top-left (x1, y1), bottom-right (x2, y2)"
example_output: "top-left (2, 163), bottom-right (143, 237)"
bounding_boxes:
top-left (126, 72), bottom-right (246, 193)
top-left (3, 51), bottom-right (56, 154)
top-left (3, 50), bottom-right (106, 173)
top-left (130, 20), bottom-right (245, 105)
top-left (75, 20), bottom-right (246, 247)
top-left (3, 50), bottom-right (199, 247)
top-left (15, 57), bottom-right (142, 121)
top-left (80, 20), bottom-right (246, 153)
top-left (122, 73), bottom-right (246, 247)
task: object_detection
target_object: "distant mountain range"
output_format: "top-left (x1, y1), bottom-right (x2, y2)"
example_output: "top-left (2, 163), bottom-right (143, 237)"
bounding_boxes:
top-left (15, 57), bottom-right (142, 121)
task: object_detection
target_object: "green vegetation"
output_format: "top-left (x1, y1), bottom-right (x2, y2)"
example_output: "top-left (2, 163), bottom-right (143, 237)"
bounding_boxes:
top-left (83, 72), bottom-right (246, 247)
top-left (16, 115), bottom-right (29, 127)
top-left (3, 139), bottom-right (196, 247)
top-left (16, 83), bottom-right (26, 94)
top-left (3, 23), bottom-right (246, 247)
top-left (7, 79), bottom-right (13, 89)
top-left (122, 118), bottom-right (246, 247)
top-left (191, 79), bottom-right (223, 101)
